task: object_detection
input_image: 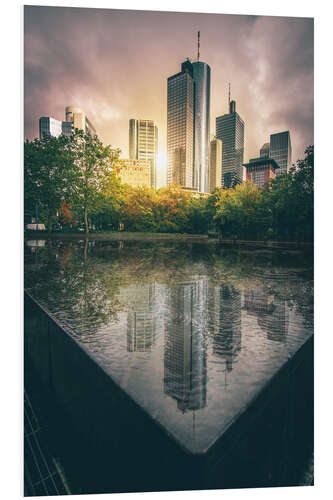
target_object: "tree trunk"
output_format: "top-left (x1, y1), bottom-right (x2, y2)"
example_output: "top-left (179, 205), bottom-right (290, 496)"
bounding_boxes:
top-left (84, 206), bottom-right (89, 234)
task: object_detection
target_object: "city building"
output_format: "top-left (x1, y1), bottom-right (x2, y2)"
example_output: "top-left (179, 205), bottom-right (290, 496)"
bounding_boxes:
top-left (216, 99), bottom-right (244, 188)
top-left (115, 159), bottom-right (151, 188)
top-left (243, 157), bottom-right (279, 188)
top-left (167, 37), bottom-right (211, 193)
top-left (164, 280), bottom-right (208, 412)
top-left (39, 117), bottom-right (63, 138)
top-left (192, 60), bottom-right (211, 193)
top-left (167, 59), bottom-right (195, 189)
top-left (65, 106), bottom-right (97, 136)
top-left (260, 142), bottom-right (270, 158)
top-left (61, 121), bottom-right (74, 136)
top-left (209, 137), bottom-right (222, 192)
top-left (129, 119), bottom-right (158, 189)
top-left (269, 131), bottom-right (292, 176)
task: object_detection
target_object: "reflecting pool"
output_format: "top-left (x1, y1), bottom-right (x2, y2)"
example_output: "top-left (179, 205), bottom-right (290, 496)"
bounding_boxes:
top-left (24, 239), bottom-right (313, 454)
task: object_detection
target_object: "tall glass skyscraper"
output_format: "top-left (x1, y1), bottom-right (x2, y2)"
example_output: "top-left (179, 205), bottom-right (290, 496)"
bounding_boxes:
top-left (269, 131), bottom-right (292, 176)
top-left (216, 100), bottom-right (244, 188)
top-left (192, 61), bottom-right (211, 193)
top-left (129, 119), bottom-right (158, 189)
top-left (167, 58), bottom-right (211, 192)
top-left (167, 60), bottom-right (194, 188)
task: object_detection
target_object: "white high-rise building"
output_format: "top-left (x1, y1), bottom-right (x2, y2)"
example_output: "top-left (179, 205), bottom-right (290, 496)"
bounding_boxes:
top-left (129, 119), bottom-right (158, 189)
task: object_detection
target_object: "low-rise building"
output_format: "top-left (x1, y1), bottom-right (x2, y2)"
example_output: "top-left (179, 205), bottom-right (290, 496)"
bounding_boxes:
top-left (243, 157), bottom-right (279, 188)
top-left (115, 159), bottom-right (151, 188)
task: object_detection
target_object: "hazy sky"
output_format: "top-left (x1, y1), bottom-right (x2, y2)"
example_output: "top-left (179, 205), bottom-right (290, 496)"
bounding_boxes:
top-left (24, 6), bottom-right (313, 187)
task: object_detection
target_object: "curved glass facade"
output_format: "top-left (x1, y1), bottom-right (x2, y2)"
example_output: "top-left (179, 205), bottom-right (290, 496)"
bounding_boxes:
top-left (192, 62), bottom-right (211, 193)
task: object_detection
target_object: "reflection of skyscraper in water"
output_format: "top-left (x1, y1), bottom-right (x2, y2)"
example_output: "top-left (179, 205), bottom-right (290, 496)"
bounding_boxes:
top-left (164, 281), bottom-right (208, 412)
top-left (208, 284), bottom-right (242, 371)
top-left (244, 286), bottom-right (289, 343)
top-left (119, 283), bottom-right (157, 352)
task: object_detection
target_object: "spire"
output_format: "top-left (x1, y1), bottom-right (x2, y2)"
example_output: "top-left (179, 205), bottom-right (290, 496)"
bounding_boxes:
top-left (228, 82), bottom-right (231, 107)
top-left (197, 31), bottom-right (200, 61)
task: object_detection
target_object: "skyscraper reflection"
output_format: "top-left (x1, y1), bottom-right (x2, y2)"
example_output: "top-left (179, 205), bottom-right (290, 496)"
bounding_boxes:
top-left (164, 280), bottom-right (208, 412)
top-left (208, 284), bottom-right (242, 371)
top-left (120, 283), bottom-right (157, 352)
top-left (244, 286), bottom-right (289, 343)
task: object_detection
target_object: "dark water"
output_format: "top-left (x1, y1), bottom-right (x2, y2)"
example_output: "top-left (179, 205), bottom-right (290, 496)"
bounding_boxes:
top-left (24, 239), bottom-right (313, 454)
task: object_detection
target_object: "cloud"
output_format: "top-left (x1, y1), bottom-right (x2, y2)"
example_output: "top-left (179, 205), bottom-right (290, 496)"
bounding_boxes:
top-left (24, 6), bottom-right (313, 179)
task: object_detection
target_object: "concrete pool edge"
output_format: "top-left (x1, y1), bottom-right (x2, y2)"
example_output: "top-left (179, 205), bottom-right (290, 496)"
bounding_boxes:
top-left (24, 290), bottom-right (314, 493)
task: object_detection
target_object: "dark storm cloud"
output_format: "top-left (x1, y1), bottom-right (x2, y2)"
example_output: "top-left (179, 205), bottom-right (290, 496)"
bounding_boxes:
top-left (24, 6), bottom-right (313, 185)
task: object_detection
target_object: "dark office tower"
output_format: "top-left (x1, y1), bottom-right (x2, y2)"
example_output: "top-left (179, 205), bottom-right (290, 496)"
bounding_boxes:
top-left (129, 119), bottom-right (158, 189)
top-left (208, 284), bottom-right (242, 371)
top-left (260, 142), bottom-right (270, 158)
top-left (167, 60), bottom-right (194, 188)
top-left (216, 99), bottom-right (245, 188)
top-left (164, 281), bottom-right (208, 412)
top-left (269, 131), bottom-right (292, 176)
top-left (192, 61), bottom-right (211, 193)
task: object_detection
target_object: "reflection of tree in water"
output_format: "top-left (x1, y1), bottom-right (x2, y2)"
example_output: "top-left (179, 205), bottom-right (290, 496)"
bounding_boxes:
top-left (24, 239), bottom-right (313, 340)
top-left (24, 239), bottom-right (124, 336)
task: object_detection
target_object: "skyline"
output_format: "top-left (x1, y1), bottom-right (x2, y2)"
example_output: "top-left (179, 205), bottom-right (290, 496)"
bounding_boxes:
top-left (24, 6), bottom-right (313, 188)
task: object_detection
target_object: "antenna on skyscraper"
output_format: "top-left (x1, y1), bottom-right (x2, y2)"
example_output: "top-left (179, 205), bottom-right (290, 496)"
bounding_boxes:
top-left (228, 83), bottom-right (231, 106)
top-left (197, 31), bottom-right (200, 61)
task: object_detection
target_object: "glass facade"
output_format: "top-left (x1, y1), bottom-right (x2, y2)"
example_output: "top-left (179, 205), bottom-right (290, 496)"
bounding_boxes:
top-left (209, 138), bottom-right (222, 192)
top-left (129, 119), bottom-right (158, 189)
top-left (192, 61), bottom-right (211, 193)
top-left (216, 101), bottom-right (244, 188)
top-left (260, 142), bottom-right (270, 158)
top-left (39, 117), bottom-right (62, 138)
top-left (269, 131), bottom-right (292, 176)
top-left (167, 65), bottom-right (194, 188)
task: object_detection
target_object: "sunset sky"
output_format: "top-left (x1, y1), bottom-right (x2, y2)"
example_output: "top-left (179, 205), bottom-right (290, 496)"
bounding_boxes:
top-left (24, 6), bottom-right (313, 187)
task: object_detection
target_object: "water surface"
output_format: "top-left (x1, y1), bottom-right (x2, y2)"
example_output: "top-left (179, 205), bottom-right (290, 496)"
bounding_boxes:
top-left (25, 239), bottom-right (314, 453)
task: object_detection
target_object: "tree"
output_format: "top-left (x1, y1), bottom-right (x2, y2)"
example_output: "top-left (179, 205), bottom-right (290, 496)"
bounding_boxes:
top-left (121, 185), bottom-right (156, 232)
top-left (69, 130), bottom-right (120, 234)
top-left (214, 182), bottom-right (271, 239)
top-left (24, 134), bottom-right (74, 232)
top-left (154, 184), bottom-right (191, 233)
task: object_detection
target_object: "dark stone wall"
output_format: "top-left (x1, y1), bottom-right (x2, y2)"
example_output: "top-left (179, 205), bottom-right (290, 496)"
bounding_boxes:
top-left (24, 291), bottom-right (314, 493)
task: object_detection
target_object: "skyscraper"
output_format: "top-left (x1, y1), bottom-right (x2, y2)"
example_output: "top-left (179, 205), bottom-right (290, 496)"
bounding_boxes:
top-left (65, 106), bottom-right (97, 136)
top-left (216, 99), bottom-right (244, 188)
top-left (260, 142), bottom-right (270, 158)
top-left (167, 36), bottom-right (211, 193)
top-left (39, 116), bottom-right (73, 139)
top-left (167, 59), bottom-right (194, 188)
top-left (129, 119), bottom-right (158, 189)
top-left (209, 137), bottom-right (222, 192)
top-left (39, 117), bottom-right (62, 138)
top-left (192, 60), bottom-right (211, 193)
top-left (269, 131), bottom-right (292, 176)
